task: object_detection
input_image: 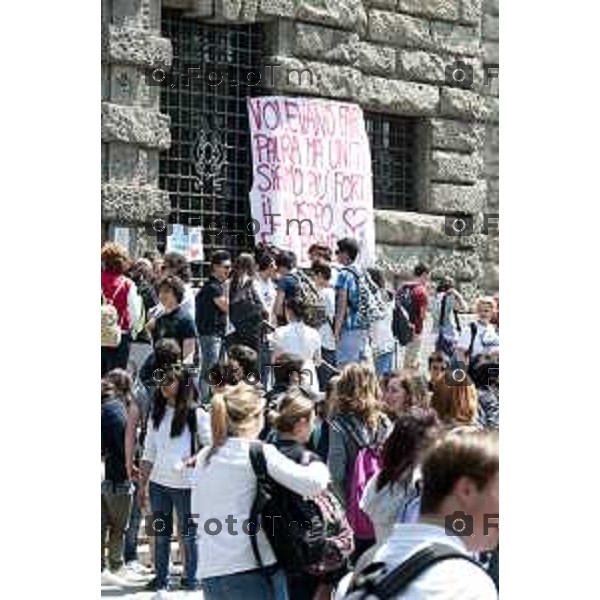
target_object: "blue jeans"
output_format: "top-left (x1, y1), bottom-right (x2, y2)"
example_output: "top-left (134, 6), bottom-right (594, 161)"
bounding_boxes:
top-left (123, 480), bottom-right (142, 563)
top-left (260, 338), bottom-right (272, 391)
top-left (149, 481), bottom-right (198, 590)
top-left (336, 328), bottom-right (368, 368)
top-left (374, 351), bottom-right (394, 377)
top-left (200, 335), bottom-right (223, 403)
top-left (202, 567), bottom-right (288, 600)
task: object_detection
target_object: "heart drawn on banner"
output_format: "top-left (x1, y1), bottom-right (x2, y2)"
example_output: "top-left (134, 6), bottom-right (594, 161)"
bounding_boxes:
top-left (342, 207), bottom-right (368, 234)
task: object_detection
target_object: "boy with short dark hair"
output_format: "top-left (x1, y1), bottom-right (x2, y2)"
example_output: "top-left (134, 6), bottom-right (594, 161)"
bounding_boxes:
top-left (195, 250), bottom-right (231, 399)
top-left (333, 237), bottom-right (368, 367)
top-left (152, 275), bottom-right (198, 365)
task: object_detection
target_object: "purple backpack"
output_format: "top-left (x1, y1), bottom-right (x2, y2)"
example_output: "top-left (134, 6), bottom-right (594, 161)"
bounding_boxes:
top-left (336, 418), bottom-right (383, 540)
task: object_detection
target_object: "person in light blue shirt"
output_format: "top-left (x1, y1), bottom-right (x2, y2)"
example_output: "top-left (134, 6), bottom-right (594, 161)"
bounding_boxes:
top-left (333, 238), bottom-right (368, 367)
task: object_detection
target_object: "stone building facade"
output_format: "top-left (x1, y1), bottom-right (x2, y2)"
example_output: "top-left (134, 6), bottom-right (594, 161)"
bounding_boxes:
top-left (101, 0), bottom-right (499, 293)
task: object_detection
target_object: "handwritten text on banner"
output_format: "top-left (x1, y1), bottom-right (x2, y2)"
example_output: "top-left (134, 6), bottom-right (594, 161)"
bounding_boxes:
top-left (247, 96), bottom-right (376, 266)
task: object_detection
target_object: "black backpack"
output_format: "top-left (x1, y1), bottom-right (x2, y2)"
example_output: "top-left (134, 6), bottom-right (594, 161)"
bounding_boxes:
top-left (248, 442), bottom-right (353, 577)
top-left (345, 542), bottom-right (492, 599)
top-left (392, 285), bottom-right (417, 346)
top-left (229, 279), bottom-right (264, 332)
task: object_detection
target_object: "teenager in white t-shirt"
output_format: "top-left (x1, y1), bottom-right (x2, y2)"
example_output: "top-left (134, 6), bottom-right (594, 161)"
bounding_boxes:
top-left (255, 254), bottom-right (277, 320)
top-left (272, 298), bottom-right (322, 393)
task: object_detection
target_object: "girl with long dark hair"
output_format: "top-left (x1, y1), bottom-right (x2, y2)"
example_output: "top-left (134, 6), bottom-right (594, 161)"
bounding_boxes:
top-left (360, 409), bottom-right (440, 544)
top-left (227, 253), bottom-right (266, 353)
top-left (139, 367), bottom-right (210, 595)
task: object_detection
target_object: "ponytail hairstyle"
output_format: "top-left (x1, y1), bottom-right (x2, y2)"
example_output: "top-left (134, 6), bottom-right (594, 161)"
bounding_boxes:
top-left (205, 383), bottom-right (265, 464)
top-left (335, 363), bottom-right (383, 429)
top-left (376, 408), bottom-right (440, 492)
top-left (273, 390), bottom-right (314, 434)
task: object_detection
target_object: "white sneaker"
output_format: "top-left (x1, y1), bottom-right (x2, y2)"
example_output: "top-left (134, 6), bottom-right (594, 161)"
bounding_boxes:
top-left (125, 560), bottom-right (153, 575)
top-left (114, 565), bottom-right (150, 585)
top-left (101, 569), bottom-right (130, 587)
top-left (152, 590), bottom-right (170, 600)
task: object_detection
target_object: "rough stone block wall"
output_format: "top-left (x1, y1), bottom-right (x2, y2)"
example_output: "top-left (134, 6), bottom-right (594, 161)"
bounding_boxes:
top-left (103, 0), bottom-right (499, 294)
top-left (101, 0), bottom-right (172, 248)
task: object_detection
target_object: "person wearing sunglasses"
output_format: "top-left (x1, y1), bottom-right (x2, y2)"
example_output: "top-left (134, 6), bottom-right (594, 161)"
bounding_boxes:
top-left (195, 250), bottom-right (232, 402)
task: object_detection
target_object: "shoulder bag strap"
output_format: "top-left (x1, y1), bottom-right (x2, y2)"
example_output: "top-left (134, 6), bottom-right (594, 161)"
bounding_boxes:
top-left (333, 416), bottom-right (368, 450)
top-left (453, 301), bottom-right (462, 333)
top-left (248, 441), bottom-right (268, 569)
top-left (248, 441), bottom-right (277, 599)
top-left (353, 543), bottom-right (489, 599)
top-left (341, 265), bottom-right (360, 283)
top-left (468, 321), bottom-right (478, 361)
top-left (109, 277), bottom-right (128, 304)
top-left (439, 293), bottom-right (448, 329)
top-left (188, 407), bottom-right (200, 456)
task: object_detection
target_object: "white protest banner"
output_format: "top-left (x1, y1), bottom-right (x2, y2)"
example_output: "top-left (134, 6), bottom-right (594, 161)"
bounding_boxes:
top-left (247, 96), bottom-right (375, 266)
top-left (113, 226), bottom-right (131, 254)
top-left (166, 225), bottom-right (204, 263)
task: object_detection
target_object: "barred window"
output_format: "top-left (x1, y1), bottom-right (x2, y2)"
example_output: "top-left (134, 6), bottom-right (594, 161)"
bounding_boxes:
top-left (365, 113), bottom-right (418, 212)
top-left (159, 11), bottom-right (262, 282)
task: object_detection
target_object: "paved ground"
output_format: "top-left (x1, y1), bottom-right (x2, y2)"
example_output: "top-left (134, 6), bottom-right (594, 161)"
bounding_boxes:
top-left (101, 588), bottom-right (203, 599)
top-left (102, 588), bottom-right (204, 599)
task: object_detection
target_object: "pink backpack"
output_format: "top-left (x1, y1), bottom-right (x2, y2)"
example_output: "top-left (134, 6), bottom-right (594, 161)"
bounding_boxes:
top-left (336, 418), bottom-right (383, 540)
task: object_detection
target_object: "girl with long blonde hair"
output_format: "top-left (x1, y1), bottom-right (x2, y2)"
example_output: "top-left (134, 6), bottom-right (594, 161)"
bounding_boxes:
top-left (328, 363), bottom-right (392, 560)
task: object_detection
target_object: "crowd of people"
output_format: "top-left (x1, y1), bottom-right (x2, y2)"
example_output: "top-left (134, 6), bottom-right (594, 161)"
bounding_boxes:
top-left (101, 236), bottom-right (500, 599)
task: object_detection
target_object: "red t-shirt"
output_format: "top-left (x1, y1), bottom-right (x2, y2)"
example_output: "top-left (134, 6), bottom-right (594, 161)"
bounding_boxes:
top-left (411, 283), bottom-right (429, 335)
top-left (101, 271), bottom-right (133, 332)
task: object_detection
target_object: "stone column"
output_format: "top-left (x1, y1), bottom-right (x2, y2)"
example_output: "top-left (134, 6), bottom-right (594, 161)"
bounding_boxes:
top-left (481, 0), bottom-right (499, 292)
top-left (101, 0), bottom-right (172, 255)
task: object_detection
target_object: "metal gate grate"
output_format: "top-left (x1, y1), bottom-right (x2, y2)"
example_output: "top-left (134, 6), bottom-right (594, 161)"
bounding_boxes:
top-left (365, 113), bottom-right (417, 212)
top-left (159, 11), bottom-right (263, 282)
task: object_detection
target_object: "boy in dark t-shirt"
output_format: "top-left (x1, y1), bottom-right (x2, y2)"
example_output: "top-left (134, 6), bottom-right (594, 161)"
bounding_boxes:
top-left (152, 275), bottom-right (198, 365)
top-left (194, 251), bottom-right (231, 401)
